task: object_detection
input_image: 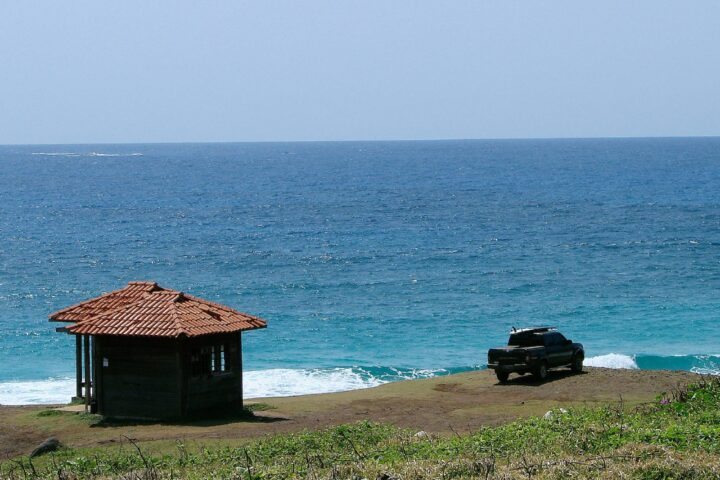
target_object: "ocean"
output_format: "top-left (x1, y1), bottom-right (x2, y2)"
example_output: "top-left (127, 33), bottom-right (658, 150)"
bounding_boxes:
top-left (1, 138), bottom-right (719, 405)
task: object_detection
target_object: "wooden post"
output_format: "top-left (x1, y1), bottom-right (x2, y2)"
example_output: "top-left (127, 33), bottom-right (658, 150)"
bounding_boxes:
top-left (91, 336), bottom-right (98, 414)
top-left (84, 335), bottom-right (91, 413)
top-left (238, 332), bottom-right (243, 408)
top-left (75, 335), bottom-right (82, 399)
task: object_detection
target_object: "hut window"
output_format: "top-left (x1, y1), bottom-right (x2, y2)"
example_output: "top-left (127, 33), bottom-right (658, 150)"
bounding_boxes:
top-left (191, 343), bottom-right (229, 376)
top-left (212, 344), bottom-right (228, 373)
top-left (191, 347), bottom-right (213, 376)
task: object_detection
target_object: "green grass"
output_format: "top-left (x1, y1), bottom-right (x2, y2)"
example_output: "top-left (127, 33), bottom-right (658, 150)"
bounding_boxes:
top-left (245, 402), bottom-right (277, 412)
top-left (4, 378), bottom-right (720, 479)
top-left (35, 409), bottom-right (64, 418)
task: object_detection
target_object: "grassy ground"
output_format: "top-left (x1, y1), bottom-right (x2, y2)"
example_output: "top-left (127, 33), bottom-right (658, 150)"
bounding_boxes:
top-left (0, 367), bottom-right (700, 460)
top-left (2, 376), bottom-right (720, 479)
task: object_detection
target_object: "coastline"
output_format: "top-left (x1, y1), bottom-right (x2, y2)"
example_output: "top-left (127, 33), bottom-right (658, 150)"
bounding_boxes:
top-left (0, 367), bottom-right (703, 459)
top-left (2, 352), bottom-right (719, 406)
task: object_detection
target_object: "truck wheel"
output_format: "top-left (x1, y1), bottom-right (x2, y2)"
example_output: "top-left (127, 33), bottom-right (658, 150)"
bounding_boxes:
top-left (535, 362), bottom-right (548, 381)
top-left (571, 355), bottom-right (584, 373)
top-left (495, 371), bottom-right (509, 383)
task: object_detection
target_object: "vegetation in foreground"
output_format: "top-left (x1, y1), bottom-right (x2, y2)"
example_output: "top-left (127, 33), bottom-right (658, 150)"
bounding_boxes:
top-left (3, 378), bottom-right (720, 479)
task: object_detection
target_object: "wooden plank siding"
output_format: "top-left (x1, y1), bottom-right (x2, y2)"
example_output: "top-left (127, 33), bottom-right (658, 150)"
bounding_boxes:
top-left (94, 336), bottom-right (182, 419)
top-left (182, 333), bottom-right (243, 415)
top-left (93, 333), bottom-right (243, 420)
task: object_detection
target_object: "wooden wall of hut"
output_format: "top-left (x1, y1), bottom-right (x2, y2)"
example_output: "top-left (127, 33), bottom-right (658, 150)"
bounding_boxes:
top-left (182, 333), bottom-right (243, 415)
top-left (94, 336), bottom-right (182, 419)
top-left (92, 333), bottom-right (243, 420)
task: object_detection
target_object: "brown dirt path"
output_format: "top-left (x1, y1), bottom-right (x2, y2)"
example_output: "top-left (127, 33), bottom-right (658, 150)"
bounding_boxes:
top-left (0, 367), bottom-right (700, 458)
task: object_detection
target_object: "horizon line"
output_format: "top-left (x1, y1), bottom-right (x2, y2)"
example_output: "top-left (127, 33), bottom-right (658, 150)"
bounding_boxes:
top-left (2, 134), bottom-right (719, 148)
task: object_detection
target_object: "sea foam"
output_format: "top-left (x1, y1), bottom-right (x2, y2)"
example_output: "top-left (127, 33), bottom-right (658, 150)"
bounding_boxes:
top-left (0, 367), bottom-right (448, 405)
top-left (243, 366), bottom-right (455, 398)
top-left (584, 353), bottom-right (639, 369)
top-left (0, 377), bottom-right (75, 405)
top-left (243, 367), bottom-right (385, 398)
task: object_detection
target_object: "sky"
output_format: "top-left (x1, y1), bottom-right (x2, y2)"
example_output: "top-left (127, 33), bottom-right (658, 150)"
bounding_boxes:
top-left (0, 1), bottom-right (719, 145)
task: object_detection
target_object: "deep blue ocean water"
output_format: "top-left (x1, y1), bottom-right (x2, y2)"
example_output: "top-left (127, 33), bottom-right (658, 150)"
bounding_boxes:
top-left (1, 138), bottom-right (719, 403)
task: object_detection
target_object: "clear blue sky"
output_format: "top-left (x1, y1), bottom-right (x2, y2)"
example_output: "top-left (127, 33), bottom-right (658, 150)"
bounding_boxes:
top-left (1, 1), bottom-right (718, 144)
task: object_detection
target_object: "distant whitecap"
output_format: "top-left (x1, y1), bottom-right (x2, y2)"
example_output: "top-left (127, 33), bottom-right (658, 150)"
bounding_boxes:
top-left (31, 152), bottom-right (143, 157)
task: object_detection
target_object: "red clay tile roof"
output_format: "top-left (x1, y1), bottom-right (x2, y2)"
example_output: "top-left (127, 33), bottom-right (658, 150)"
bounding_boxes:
top-left (50, 281), bottom-right (162, 323)
top-left (49, 282), bottom-right (267, 338)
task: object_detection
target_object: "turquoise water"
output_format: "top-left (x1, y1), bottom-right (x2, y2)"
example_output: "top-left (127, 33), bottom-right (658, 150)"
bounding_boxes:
top-left (0, 138), bottom-right (719, 403)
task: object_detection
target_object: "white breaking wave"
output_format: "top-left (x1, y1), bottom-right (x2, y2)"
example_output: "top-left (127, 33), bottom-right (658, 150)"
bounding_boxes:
top-left (243, 367), bottom-right (386, 398)
top-left (0, 367), bottom-right (426, 405)
top-left (690, 355), bottom-right (720, 376)
top-left (691, 367), bottom-right (720, 375)
top-left (0, 377), bottom-right (75, 405)
top-left (585, 353), bottom-right (639, 369)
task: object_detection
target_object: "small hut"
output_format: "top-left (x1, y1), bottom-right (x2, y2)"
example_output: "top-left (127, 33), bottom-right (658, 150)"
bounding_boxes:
top-left (50, 281), bottom-right (266, 419)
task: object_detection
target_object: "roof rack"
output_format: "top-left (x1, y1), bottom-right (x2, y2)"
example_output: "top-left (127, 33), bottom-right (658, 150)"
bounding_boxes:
top-left (510, 326), bottom-right (557, 334)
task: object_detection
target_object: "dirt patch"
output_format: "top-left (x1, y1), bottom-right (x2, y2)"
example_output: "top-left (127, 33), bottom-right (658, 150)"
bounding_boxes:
top-left (433, 382), bottom-right (470, 393)
top-left (0, 407), bottom-right (54, 458)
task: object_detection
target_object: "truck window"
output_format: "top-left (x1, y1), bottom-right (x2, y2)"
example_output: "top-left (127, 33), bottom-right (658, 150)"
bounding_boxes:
top-left (508, 333), bottom-right (543, 347)
top-left (543, 332), bottom-right (567, 346)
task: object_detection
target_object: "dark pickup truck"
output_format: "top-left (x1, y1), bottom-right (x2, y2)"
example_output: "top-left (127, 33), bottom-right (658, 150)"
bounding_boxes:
top-left (487, 327), bottom-right (584, 382)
